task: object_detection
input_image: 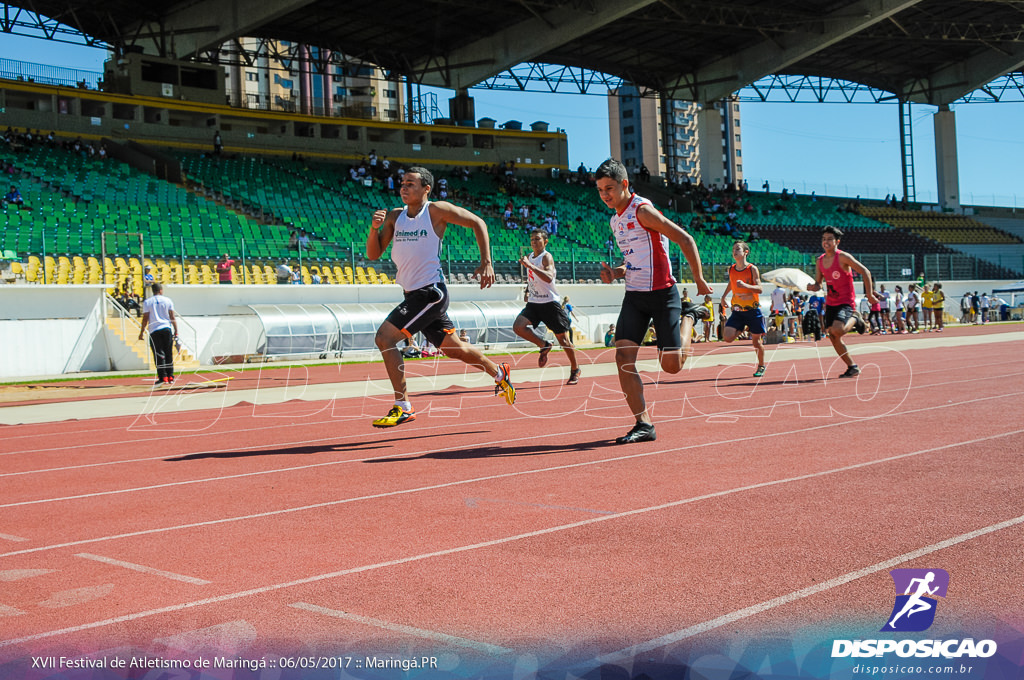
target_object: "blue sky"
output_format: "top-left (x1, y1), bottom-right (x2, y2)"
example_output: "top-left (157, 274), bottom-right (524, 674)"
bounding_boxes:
top-left (3, 33), bottom-right (1022, 208)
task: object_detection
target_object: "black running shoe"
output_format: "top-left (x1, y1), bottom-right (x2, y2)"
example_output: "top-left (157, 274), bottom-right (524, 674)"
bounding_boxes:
top-left (681, 300), bottom-right (710, 325)
top-left (839, 364), bottom-right (861, 378)
top-left (852, 311), bottom-right (867, 334)
top-left (616, 421), bottom-right (657, 444)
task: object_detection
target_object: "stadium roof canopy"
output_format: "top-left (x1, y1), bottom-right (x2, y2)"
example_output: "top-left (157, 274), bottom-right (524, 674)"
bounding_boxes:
top-left (12, 0), bottom-right (1024, 105)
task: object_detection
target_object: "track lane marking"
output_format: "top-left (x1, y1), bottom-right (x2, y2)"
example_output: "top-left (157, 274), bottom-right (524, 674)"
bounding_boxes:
top-left (0, 392), bottom-right (1019, 556)
top-left (289, 602), bottom-right (513, 655)
top-left (1, 384), bottom-right (1018, 512)
top-left (0, 428), bottom-right (1019, 648)
top-left (597, 512), bottom-right (1024, 663)
top-left (75, 553), bottom-right (211, 585)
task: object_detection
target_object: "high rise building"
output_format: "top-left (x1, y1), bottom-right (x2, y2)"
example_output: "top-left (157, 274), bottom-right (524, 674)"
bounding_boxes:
top-left (608, 85), bottom-right (743, 187)
top-left (222, 39), bottom-right (402, 121)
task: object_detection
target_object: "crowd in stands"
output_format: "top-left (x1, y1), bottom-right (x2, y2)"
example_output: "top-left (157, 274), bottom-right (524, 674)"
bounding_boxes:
top-left (3, 126), bottom-right (107, 159)
top-left (113, 280), bottom-right (142, 316)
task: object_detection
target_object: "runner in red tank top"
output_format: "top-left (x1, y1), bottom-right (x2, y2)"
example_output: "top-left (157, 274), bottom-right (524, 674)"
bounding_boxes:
top-left (807, 225), bottom-right (878, 378)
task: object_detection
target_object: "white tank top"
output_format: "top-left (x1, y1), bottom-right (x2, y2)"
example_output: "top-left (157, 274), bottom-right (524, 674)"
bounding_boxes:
top-left (392, 201), bottom-right (443, 291)
top-left (610, 194), bottom-right (675, 292)
top-left (526, 250), bottom-right (558, 303)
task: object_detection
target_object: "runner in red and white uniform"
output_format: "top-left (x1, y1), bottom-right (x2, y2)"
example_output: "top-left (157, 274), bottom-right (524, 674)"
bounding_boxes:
top-left (807, 225), bottom-right (877, 378)
top-left (366, 166), bottom-right (516, 428)
top-left (595, 158), bottom-right (712, 444)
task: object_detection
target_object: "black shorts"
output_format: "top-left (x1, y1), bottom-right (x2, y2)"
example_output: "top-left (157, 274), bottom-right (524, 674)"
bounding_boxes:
top-left (824, 303), bottom-right (856, 329)
top-left (519, 301), bottom-right (571, 334)
top-left (615, 286), bottom-right (682, 350)
top-left (385, 281), bottom-right (454, 348)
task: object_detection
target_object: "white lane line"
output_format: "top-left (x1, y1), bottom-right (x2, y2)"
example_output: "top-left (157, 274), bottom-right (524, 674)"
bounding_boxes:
top-left (0, 429), bottom-right (1018, 648)
top-left (598, 512), bottom-right (1024, 663)
top-left (0, 533), bottom-right (28, 542)
top-left (3, 331), bottom-right (1019, 429)
top-left (4, 357), bottom-right (1018, 462)
top-left (0, 395), bottom-right (1019, 560)
top-left (289, 602), bottom-right (513, 655)
top-left (0, 383), bottom-right (1017, 515)
top-left (75, 553), bottom-right (211, 585)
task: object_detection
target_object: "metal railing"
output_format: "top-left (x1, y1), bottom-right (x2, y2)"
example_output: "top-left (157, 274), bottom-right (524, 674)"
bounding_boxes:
top-left (9, 245), bottom-right (1020, 286)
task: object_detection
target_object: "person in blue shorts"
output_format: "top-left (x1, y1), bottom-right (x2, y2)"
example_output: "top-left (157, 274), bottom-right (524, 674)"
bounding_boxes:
top-left (720, 241), bottom-right (767, 377)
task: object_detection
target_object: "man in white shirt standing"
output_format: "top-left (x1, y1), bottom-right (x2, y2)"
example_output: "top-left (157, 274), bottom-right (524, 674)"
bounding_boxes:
top-left (138, 283), bottom-right (179, 386)
top-left (770, 284), bottom-right (790, 337)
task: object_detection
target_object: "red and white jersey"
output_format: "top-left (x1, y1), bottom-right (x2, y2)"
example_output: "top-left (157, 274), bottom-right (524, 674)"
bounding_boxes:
top-left (610, 194), bottom-right (675, 292)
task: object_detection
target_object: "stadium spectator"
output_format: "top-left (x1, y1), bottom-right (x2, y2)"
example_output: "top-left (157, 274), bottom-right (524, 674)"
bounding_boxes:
top-left (961, 291), bottom-right (974, 324)
top-left (275, 262), bottom-right (291, 285)
top-left (213, 130), bottom-right (222, 156)
top-left (878, 284), bottom-right (893, 332)
top-left (893, 285), bottom-right (907, 333)
top-left (980, 292), bottom-right (990, 323)
top-left (971, 290), bottom-right (981, 324)
top-left (921, 284), bottom-right (934, 331)
top-left (3, 185), bottom-right (24, 208)
top-left (868, 292), bottom-right (882, 334)
top-left (216, 254), bottom-right (234, 284)
top-left (931, 282), bottom-right (946, 331)
top-left (604, 324), bottom-right (616, 347)
top-left (905, 283), bottom-right (920, 332)
top-left (808, 292), bottom-right (825, 334)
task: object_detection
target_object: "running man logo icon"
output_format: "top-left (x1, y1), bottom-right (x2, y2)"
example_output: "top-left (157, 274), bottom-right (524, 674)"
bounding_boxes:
top-left (881, 569), bottom-right (950, 632)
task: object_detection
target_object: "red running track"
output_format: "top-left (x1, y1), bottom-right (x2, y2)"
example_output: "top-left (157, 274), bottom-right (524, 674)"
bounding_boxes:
top-left (1, 325), bottom-right (1022, 676)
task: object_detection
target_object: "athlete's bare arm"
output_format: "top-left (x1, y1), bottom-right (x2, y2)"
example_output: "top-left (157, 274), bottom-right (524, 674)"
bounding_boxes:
top-left (635, 204), bottom-right (713, 296)
top-left (599, 261), bottom-right (626, 284)
top-left (366, 208), bottom-right (401, 260)
top-left (429, 201), bottom-right (494, 288)
top-left (520, 252), bottom-right (555, 283)
top-left (840, 252), bottom-right (878, 304)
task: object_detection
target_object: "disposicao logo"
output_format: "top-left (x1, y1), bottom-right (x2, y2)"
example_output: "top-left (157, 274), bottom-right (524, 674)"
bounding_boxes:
top-left (882, 568), bottom-right (949, 632)
top-left (831, 568), bottom-right (998, 660)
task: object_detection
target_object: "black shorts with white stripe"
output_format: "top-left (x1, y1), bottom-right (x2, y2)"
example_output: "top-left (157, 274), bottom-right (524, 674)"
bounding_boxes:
top-left (385, 280), bottom-right (455, 348)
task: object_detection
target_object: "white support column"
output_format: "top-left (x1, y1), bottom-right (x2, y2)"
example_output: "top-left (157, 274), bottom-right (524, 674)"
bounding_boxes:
top-left (933, 106), bottom-right (960, 210)
top-left (696, 106), bottom-right (724, 187)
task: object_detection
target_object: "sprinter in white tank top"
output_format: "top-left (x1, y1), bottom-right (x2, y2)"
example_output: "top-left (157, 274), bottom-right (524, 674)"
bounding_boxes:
top-left (366, 166), bottom-right (516, 428)
top-left (512, 229), bottom-right (580, 384)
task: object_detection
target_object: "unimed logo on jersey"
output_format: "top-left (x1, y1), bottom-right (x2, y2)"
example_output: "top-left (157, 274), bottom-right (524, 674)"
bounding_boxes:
top-left (881, 569), bottom-right (949, 632)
